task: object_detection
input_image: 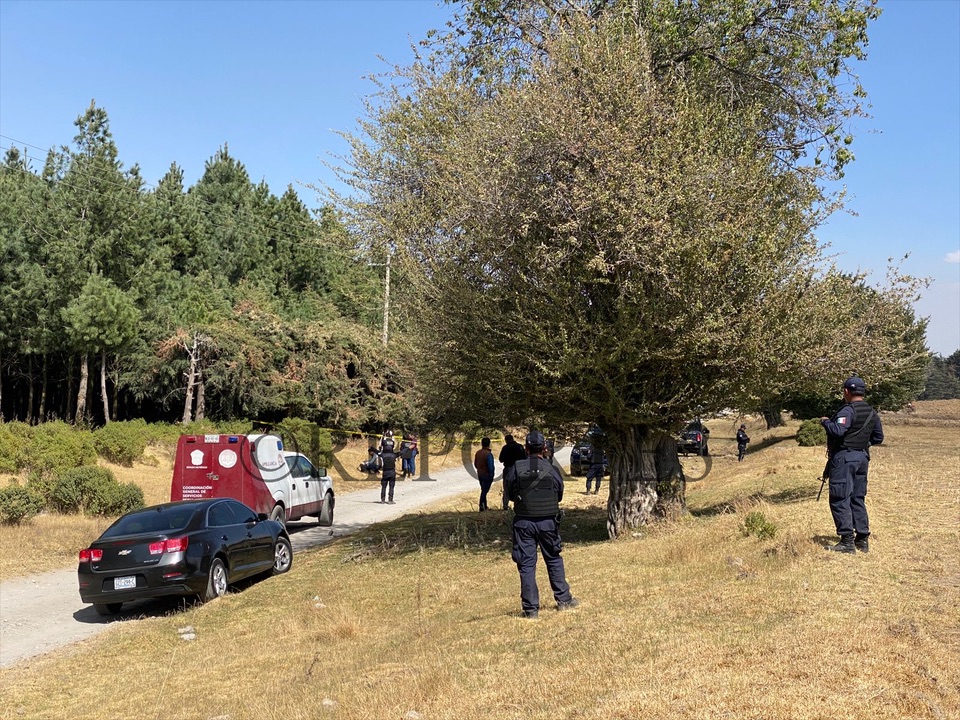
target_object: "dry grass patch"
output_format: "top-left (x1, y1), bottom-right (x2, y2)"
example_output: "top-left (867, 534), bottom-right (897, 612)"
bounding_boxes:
top-left (0, 512), bottom-right (114, 580)
top-left (883, 399), bottom-right (960, 427)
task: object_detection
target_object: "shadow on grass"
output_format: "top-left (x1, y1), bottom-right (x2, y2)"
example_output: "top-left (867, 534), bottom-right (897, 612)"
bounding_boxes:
top-left (690, 482), bottom-right (822, 517)
top-left (744, 431), bottom-right (799, 455)
top-left (336, 506), bottom-right (611, 563)
top-left (72, 574), bottom-right (280, 624)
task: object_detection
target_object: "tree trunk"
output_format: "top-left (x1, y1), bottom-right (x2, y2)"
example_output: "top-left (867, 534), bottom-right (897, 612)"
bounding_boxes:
top-left (112, 363), bottom-right (120, 421)
top-left (762, 406), bottom-right (785, 429)
top-left (26, 355), bottom-right (35, 425)
top-left (195, 370), bottom-right (205, 422)
top-left (100, 349), bottom-right (110, 423)
top-left (181, 335), bottom-right (198, 425)
top-left (0, 349), bottom-right (4, 421)
top-left (652, 434), bottom-right (686, 520)
top-left (605, 425), bottom-right (662, 538)
top-left (39, 355), bottom-right (48, 422)
top-left (66, 360), bottom-right (75, 422)
top-left (75, 353), bottom-right (89, 424)
top-left (606, 426), bottom-right (688, 537)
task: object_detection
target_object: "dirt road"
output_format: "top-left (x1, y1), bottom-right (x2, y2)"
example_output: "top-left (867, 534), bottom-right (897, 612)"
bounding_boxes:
top-left (0, 451), bottom-right (551, 668)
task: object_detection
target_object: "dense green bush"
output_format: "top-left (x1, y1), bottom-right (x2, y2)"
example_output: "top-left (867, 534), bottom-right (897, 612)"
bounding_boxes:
top-left (141, 422), bottom-right (184, 446)
top-left (0, 422), bottom-right (30, 473)
top-left (93, 420), bottom-right (149, 466)
top-left (740, 511), bottom-right (778, 540)
top-left (796, 419), bottom-right (827, 446)
top-left (216, 420), bottom-right (253, 436)
top-left (26, 469), bottom-right (57, 506)
top-left (0, 481), bottom-right (45, 525)
top-left (85, 477), bottom-right (144, 516)
top-left (49, 466), bottom-right (116, 513)
top-left (180, 419), bottom-right (220, 437)
top-left (16, 421), bottom-right (97, 477)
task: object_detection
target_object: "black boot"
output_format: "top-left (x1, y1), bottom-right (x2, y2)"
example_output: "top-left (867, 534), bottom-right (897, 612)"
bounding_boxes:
top-left (855, 535), bottom-right (869, 553)
top-left (827, 536), bottom-right (856, 554)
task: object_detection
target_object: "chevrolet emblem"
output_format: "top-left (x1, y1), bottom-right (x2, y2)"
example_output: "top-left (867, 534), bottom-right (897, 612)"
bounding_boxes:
top-left (118, 550), bottom-right (132, 555)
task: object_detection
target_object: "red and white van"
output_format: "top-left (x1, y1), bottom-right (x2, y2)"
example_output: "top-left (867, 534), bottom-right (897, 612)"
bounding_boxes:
top-left (170, 433), bottom-right (335, 527)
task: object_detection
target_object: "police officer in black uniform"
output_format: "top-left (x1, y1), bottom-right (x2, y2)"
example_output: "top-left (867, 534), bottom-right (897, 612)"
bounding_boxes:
top-left (585, 444), bottom-right (606, 494)
top-left (821, 376), bottom-right (884, 553)
top-left (506, 431), bottom-right (578, 618)
top-left (736, 424), bottom-right (750, 462)
top-left (379, 443), bottom-right (398, 504)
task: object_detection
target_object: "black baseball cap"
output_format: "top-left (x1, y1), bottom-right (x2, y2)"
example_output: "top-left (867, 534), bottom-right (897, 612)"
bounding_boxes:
top-left (525, 431), bottom-right (545, 450)
top-left (842, 376), bottom-right (867, 394)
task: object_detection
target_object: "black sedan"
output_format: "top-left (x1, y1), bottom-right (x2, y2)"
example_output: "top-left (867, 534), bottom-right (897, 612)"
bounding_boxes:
top-left (78, 498), bottom-right (292, 616)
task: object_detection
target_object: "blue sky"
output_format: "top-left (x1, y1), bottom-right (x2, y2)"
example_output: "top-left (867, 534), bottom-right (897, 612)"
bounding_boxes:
top-left (1, 0), bottom-right (958, 355)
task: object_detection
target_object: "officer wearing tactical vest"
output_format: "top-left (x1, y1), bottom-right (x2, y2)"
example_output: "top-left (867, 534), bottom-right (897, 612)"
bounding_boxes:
top-left (821, 376), bottom-right (884, 554)
top-left (506, 431), bottom-right (578, 618)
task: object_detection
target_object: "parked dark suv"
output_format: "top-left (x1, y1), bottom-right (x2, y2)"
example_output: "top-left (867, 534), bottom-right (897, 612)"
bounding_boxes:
top-left (677, 419), bottom-right (710, 456)
top-left (569, 439), bottom-right (592, 476)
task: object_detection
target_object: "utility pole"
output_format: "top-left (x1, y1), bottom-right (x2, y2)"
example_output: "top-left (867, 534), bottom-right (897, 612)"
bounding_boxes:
top-left (381, 251), bottom-right (391, 347)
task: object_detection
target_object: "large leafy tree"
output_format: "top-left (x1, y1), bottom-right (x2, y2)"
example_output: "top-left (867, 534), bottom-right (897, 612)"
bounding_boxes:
top-left (0, 148), bottom-right (35, 419)
top-left (338, 0), bottom-right (923, 536)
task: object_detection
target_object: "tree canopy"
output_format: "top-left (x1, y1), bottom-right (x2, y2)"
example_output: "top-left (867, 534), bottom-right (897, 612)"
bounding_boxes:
top-left (0, 102), bottom-right (413, 431)
top-left (339, 0), bottom-right (926, 536)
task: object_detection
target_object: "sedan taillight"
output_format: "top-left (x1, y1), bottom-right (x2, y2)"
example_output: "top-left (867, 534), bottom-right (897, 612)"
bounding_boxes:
top-left (79, 548), bottom-right (103, 563)
top-left (149, 537), bottom-right (189, 555)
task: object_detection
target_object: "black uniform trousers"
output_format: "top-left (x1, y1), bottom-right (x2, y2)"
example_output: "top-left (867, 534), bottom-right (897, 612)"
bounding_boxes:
top-left (380, 472), bottom-right (396, 502)
top-left (827, 448), bottom-right (870, 539)
top-left (586, 463), bottom-right (604, 491)
top-left (511, 516), bottom-right (572, 613)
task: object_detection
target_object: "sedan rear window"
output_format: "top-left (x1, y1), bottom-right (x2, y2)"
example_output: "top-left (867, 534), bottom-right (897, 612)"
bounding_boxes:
top-left (102, 506), bottom-right (197, 537)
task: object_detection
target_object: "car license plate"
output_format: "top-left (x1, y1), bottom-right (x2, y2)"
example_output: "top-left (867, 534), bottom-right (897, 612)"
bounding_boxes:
top-left (114, 576), bottom-right (136, 590)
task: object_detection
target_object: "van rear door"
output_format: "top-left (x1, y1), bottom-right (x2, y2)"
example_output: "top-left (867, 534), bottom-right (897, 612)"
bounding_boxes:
top-left (171, 434), bottom-right (248, 504)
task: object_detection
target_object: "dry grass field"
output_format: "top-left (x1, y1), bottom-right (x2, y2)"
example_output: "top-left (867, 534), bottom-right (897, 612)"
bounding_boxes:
top-left (1, 403), bottom-right (958, 719)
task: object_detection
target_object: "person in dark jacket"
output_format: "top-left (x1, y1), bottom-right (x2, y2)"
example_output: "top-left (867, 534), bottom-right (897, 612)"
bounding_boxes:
top-left (379, 444), bottom-right (398, 504)
top-left (474, 437), bottom-right (495, 511)
top-left (505, 431), bottom-right (578, 618)
top-left (585, 445), bottom-right (606, 494)
top-left (498, 434), bottom-right (526, 509)
top-left (736, 424), bottom-right (750, 462)
top-left (400, 433), bottom-right (418, 478)
top-left (821, 376), bottom-right (884, 553)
